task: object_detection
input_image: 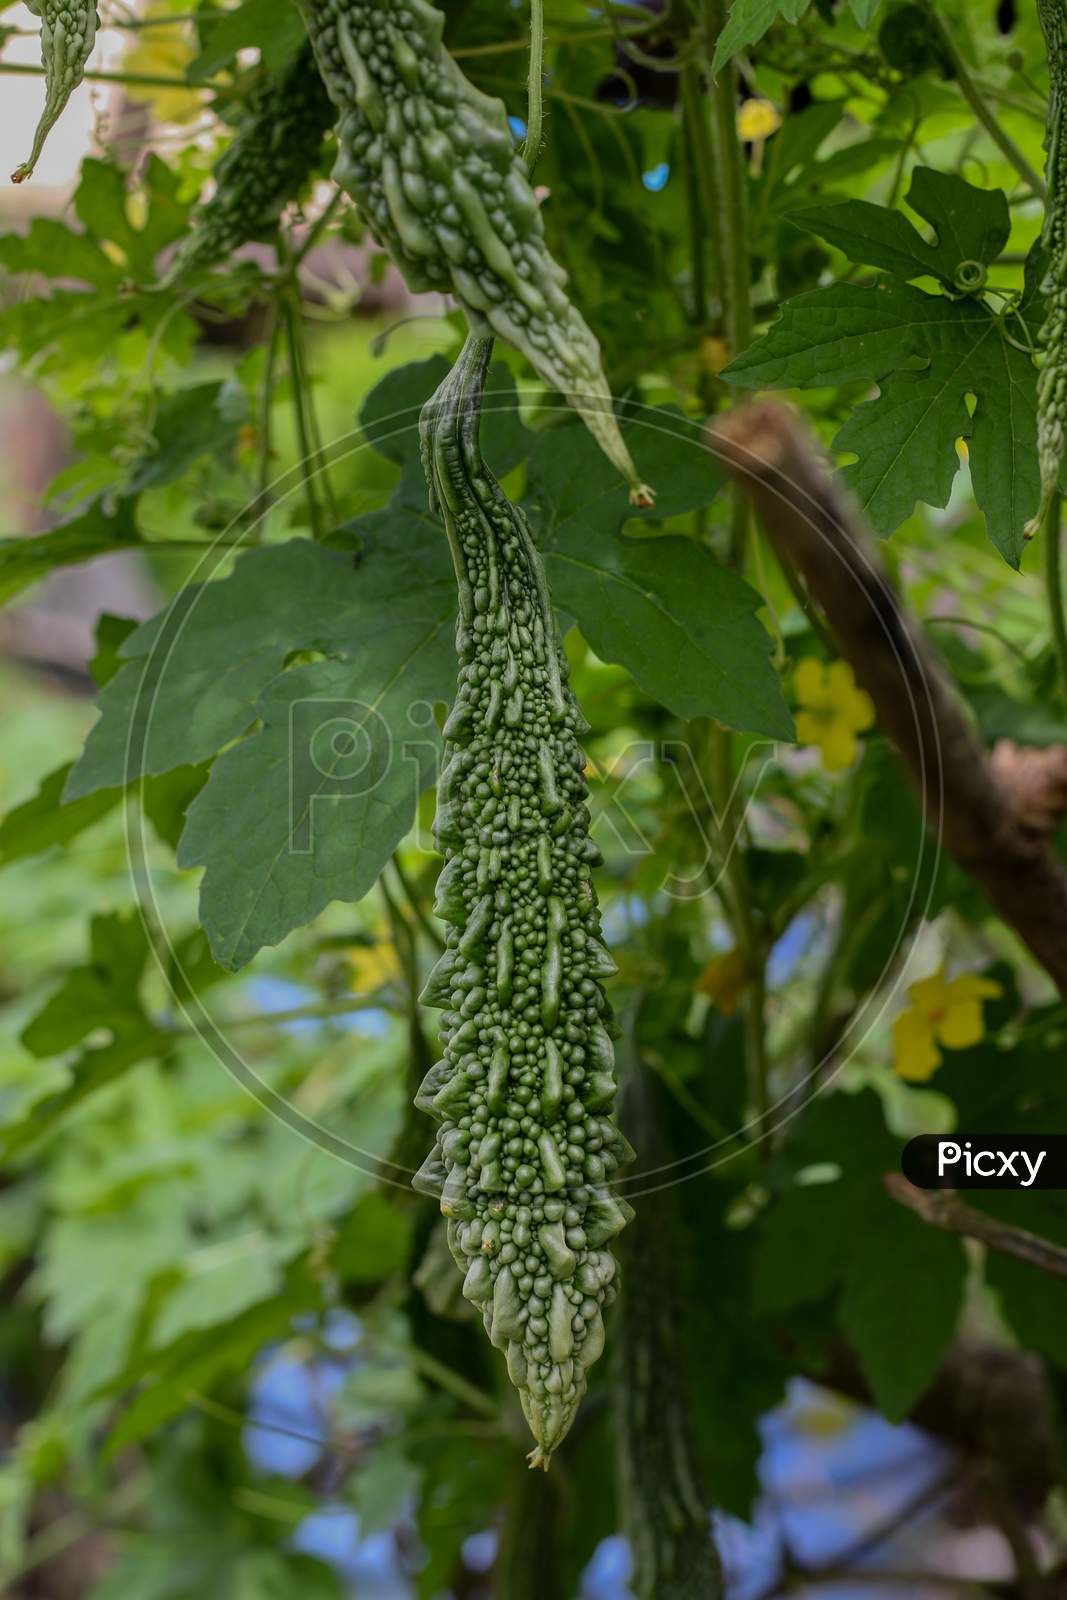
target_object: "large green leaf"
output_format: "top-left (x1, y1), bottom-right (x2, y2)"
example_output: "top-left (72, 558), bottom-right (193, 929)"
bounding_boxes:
top-left (176, 562), bottom-right (454, 969)
top-left (788, 167), bottom-right (1011, 288)
top-left (839, 1202), bottom-right (966, 1420)
top-left (725, 170), bottom-right (1039, 565)
top-left (752, 1089), bottom-right (966, 1419)
top-left (528, 414), bottom-right (793, 738)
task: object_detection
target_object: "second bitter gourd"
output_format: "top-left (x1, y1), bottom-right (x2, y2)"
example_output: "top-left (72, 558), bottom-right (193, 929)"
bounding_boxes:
top-left (414, 335), bottom-right (633, 1466)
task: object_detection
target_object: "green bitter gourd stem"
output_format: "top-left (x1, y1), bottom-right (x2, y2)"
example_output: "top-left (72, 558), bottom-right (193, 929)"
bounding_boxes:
top-left (1031, 0), bottom-right (1067, 536)
top-left (161, 45), bottom-right (336, 285)
top-left (415, 334), bottom-right (633, 1467)
top-left (295, 0), bottom-right (654, 506)
top-left (11, 0), bottom-right (98, 185)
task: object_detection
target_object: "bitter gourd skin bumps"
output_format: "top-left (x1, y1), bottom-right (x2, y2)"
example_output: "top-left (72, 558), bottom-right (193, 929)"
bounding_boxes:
top-left (295, 0), bottom-right (654, 506)
top-left (11, 0), bottom-right (98, 185)
top-left (415, 336), bottom-right (634, 1467)
top-left (162, 46), bottom-right (336, 285)
top-left (1033, 0), bottom-right (1067, 535)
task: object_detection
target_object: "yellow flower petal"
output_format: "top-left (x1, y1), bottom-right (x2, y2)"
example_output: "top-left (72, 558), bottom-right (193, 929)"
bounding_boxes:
top-left (818, 720), bottom-right (858, 772)
top-left (737, 98), bottom-right (782, 140)
top-left (825, 660), bottom-right (860, 699)
top-left (794, 709), bottom-right (825, 746)
top-left (945, 973), bottom-right (1003, 1004)
top-left (936, 999), bottom-right (985, 1051)
top-left (840, 684), bottom-right (876, 733)
top-left (893, 1009), bottom-right (942, 1081)
top-left (794, 657), bottom-right (829, 708)
top-left (908, 971), bottom-right (950, 1015)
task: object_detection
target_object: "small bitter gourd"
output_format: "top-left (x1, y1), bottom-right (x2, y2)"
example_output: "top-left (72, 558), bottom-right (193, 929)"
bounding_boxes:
top-left (11, 0), bottom-right (98, 185)
top-left (1032, 0), bottom-right (1067, 535)
top-left (162, 46), bottom-right (336, 285)
top-left (295, 0), bottom-right (653, 506)
top-left (415, 335), bottom-right (634, 1467)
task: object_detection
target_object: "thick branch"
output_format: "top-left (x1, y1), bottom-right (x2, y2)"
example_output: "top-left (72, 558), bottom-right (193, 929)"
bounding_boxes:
top-left (709, 401), bottom-right (1067, 998)
top-left (884, 1173), bottom-right (1067, 1281)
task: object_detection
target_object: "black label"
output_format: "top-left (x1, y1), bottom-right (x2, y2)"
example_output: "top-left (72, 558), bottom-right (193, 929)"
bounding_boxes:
top-left (901, 1135), bottom-right (1067, 1190)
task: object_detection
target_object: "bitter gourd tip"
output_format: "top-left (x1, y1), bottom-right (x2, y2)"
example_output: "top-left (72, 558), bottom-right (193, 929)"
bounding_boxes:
top-left (629, 482), bottom-right (656, 509)
top-left (15, 0), bottom-right (98, 188)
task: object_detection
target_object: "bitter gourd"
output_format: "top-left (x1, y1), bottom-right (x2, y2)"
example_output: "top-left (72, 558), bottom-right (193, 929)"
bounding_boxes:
top-left (295, 0), bottom-right (653, 506)
top-left (11, 0), bottom-right (98, 185)
top-left (415, 334), bottom-right (633, 1467)
top-left (162, 46), bottom-right (335, 285)
top-left (1032, 0), bottom-right (1067, 535)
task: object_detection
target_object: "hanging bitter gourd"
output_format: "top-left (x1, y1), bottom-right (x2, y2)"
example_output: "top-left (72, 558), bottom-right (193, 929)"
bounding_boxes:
top-left (295, 0), bottom-right (653, 506)
top-left (11, 0), bottom-right (98, 185)
top-left (161, 46), bottom-right (336, 285)
top-left (1032, 0), bottom-right (1067, 535)
top-left (415, 334), bottom-right (634, 1467)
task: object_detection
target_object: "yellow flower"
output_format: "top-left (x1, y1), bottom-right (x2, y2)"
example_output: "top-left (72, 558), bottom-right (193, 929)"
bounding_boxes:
top-left (123, 8), bottom-right (201, 126)
top-left (699, 335), bottom-right (730, 375)
top-left (736, 98), bottom-right (782, 141)
top-left (794, 657), bottom-right (875, 772)
top-left (891, 969), bottom-right (1003, 1082)
top-left (696, 945), bottom-right (750, 1015)
top-left (345, 934), bottom-right (397, 994)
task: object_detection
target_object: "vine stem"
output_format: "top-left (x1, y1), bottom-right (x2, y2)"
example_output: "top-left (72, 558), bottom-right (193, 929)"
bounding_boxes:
top-left (450, 21), bottom-right (654, 61)
top-left (694, 0), bottom-right (771, 1148)
top-left (0, 60), bottom-right (217, 91)
top-left (707, 728), bottom-right (770, 1148)
top-left (523, 0), bottom-right (545, 177)
top-left (278, 225), bottom-right (341, 529)
top-left (391, 854), bottom-right (446, 951)
top-left (407, 1346), bottom-right (501, 1419)
top-left (291, 188), bottom-right (345, 268)
top-left (252, 303), bottom-right (281, 534)
top-left (705, 0), bottom-right (752, 363)
top-left (704, 0), bottom-right (752, 570)
top-left (679, 57), bottom-right (726, 331)
top-left (109, 10), bottom-right (202, 24)
top-left (165, 997), bottom-right (389, 1035)
top-left (918, 0), bottom-right (1046, 200)
top-left (281, 286), bottom-right (324, 539)
top-left (1046, 493), bottom-right (1067, 706)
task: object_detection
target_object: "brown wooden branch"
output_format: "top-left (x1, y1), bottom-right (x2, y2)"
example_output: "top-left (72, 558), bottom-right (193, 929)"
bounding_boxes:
top-left (884, 1172), bottom-right (1067, 1281)
top-left (708, 400), bottom-right (1067, 998)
